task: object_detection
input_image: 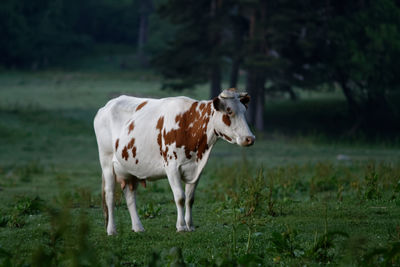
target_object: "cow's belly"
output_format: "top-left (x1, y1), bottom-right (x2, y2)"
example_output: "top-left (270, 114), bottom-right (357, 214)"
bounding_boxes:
top-left (114, 144), bottom-right (166, 179)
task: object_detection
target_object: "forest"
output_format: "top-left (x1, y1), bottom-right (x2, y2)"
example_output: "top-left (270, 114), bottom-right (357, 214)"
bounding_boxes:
top-left (1, 0), bottom-right (400, 135)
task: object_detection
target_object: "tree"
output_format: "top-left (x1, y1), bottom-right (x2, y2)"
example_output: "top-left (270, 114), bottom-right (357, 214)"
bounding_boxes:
top-left (153, 0), bottom-right (233, 97)
top-left (137, 0), bottom-right (154, 66)
top-left (328, 0), bottom-right (400, 123)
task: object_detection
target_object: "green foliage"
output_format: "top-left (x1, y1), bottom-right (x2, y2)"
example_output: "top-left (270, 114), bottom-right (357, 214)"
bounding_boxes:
top-left (268, 227), bottom-right (304, 258)
top-left (0, 0), bottom-right (141, 68)
top-left (362, 241), bottom-right (400, 266)
top-left (0, 196), bottom-right (44, 228)
top-left (139, 202), bottom-right (162, 219)
top-left (364, 163), bottom-right (382, 200)
top-left (0, 246), bottom-right (12, 267)
top-left (13, 196), bottom-right (43, 215)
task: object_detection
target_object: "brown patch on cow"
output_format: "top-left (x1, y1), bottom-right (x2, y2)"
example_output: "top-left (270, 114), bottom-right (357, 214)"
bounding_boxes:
top-left (122, 146), bottom-right (129, 161)
top-left (222, 114), bottom-right (231, 126)
top-left (162, 146), bottom-right (169, 163)
top-left (127, 138), bottom-right (137, 158)
top-left (115, 139), bottom-right (119, 151)
top-left (136, 159), bottom-right (139, 164)
top-left (173, 151), bottom-right (177, 159)
top-left (128, 121), bottom-right (135, 134)
top-left (221, 133), bottom-right (232, 141)
top-left (158, 101), bottom-right (212, 161)
top-left (156, 116), bottom-right (164, 156)
top-left (136, 101), bottom-right (148, 111)
top-left (127, 138), bottom-right (135, 149)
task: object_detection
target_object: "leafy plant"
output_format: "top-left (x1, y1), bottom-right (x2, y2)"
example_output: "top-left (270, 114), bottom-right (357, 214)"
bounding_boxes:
top-left (362, 241), bottom-right (400, 266)
top-left (139, 202), bottom-right (161, 219)
top-left (0, 246), bottom-right (12, 267)
top-left (364, 163), bottom-right (382, 200)
top-left (308, 231), bottom-right (349, 263)
top-left (267, 226), bottom-right (304, 258)
top-left (17, 161), bottom-right (44, 183)
top-left (14, 196), bottom-right (43, 215)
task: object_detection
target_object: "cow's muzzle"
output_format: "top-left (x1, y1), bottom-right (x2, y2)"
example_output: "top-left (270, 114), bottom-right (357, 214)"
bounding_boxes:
top-left (239, 135), bottom-right (255, 147)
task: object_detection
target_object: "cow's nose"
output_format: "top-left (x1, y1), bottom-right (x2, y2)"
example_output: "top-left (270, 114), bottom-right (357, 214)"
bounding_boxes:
top-left (245, 136), bottom-right (255, 146)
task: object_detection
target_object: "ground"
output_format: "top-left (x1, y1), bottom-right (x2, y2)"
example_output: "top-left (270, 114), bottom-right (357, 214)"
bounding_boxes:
top-left (0, 71), bottom-right (399, 266)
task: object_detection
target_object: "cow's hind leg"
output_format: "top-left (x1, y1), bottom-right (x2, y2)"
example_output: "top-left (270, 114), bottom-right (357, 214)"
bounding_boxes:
top-left (102, 165), bottom-right (117, 235)
top-left (123, 177), bottom-right (145, 232)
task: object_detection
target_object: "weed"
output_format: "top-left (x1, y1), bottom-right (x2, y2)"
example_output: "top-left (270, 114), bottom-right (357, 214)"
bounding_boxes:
top-left (17, 161), bottom-right (44, 183)
top-left (3, 214), bottom-right (26, 228)
top-left (240, 168), bottom-right (266, 217)
top-left (74, 187), bottom-right (96, 208)
top-left (31, 197), bottom-right (100, 266)
top-left (14, 196), bottom-right (43, 215)
top-left (362, 241), bottom-right (400, 266)
top-left (308, 231), bottom-right (349, 263)
top-left (337, 184), bottom-right (344, 202)
top-left (364, 162), bottom-right (382, 200)
top-left (0, 246), bottom-right (12, 267)
top-left (267, 226), bottom-right (304, 258)
top-left (0, 196), bottom-right (43, 228)
top-left (391, 180), bottom-right (400, 200)
top-left (139, 202), bottom-right (161, 219)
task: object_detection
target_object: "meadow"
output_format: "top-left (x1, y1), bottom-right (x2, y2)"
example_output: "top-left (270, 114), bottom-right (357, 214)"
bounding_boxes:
top-left (0, 70), bottom-right (400, 266)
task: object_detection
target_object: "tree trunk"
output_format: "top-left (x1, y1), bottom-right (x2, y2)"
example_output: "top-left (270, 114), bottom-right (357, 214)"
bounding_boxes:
top-left (255, 78), bottom-right (265, 131)
top-left (210, 62), bottom-right (221, 98)
top-left (340, 80), bottom-right (360, 116)
top-left (229, 58), bottom-right (240, 88)
top-left (246, 69), bottom-right (265, 131)
top-left (229, 14), bottom-right (245, 88)
top-left (137, 0), bottom-right (153, 66)
top-left (209, 0), bottom-right (222, 98)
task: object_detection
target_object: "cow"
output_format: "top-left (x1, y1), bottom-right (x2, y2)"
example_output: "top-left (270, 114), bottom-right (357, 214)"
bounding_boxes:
top-left (94, 88), bottom-right (255, 235)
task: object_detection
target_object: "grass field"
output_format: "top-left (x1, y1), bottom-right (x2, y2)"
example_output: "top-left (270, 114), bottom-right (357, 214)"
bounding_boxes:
top-left (1, 71), bottom-right (400, 266)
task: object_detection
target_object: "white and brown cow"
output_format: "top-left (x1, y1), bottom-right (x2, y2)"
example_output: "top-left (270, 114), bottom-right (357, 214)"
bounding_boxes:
top-left (94, 88), bottom-right (255, 235)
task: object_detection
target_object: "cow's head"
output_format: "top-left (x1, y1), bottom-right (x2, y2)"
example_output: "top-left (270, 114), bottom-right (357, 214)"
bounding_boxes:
top-left (212, 88), bottom-right (255, 146)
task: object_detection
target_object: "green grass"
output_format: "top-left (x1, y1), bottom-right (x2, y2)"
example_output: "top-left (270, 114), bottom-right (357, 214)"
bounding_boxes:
top-left (1, 71), bottom-right (400, 266)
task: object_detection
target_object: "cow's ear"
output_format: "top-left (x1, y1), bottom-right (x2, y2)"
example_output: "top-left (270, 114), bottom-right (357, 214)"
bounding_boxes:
top-left (240, 95), bottom-right (250, 109)
top-left (213, 97), bottom-right (223, 111)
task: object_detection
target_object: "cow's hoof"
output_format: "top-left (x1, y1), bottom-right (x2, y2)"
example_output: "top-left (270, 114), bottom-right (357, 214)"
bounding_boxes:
top-left (107, 229), bottom-right (117, 236)
top-left (186, 226), bottom-right (195, 232)
top-left (132, 225), bottom-right (145, 232)
top-left (176, 226), bottom-right (188, 232)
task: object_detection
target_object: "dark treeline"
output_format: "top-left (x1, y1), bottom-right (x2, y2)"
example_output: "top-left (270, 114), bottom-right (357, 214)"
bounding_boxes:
top-left (154, 0), bottom-right (400, 132)
top-left (0, 0), bottom-right (140, 68)
top-left (1, 0), bottom-right (400, 133)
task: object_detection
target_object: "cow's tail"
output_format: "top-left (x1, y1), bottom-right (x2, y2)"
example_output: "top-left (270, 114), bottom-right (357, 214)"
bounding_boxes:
top-left (102, 173), bottom-right (108, 229)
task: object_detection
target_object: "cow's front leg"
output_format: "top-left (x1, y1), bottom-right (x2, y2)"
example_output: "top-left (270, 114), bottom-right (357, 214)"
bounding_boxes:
top-left (166, 167), bottom-right (187, 232)
top-left (185, 182), bottom-right (198, 231)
